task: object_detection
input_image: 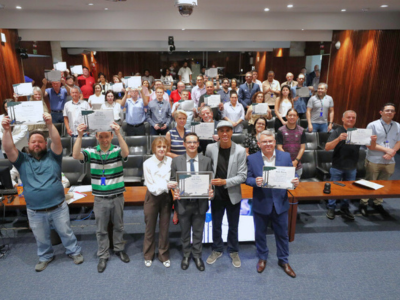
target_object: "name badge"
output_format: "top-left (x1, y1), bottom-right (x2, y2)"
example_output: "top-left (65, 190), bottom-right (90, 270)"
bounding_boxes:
top-left (101, 176), bottom-right (106, 186)
top-left (384, 140), bottom-right (390, 148)
top-left (159, 109), bottom-right (162, 115)
top-left (271, 93), bottom-right (274, 98)
top-left (320, 112), bottom-right (323, 117)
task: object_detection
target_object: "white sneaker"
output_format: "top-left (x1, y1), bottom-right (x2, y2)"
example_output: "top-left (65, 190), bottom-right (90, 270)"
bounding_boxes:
top-left (163, 260), bottom-right (171, 268)
top-left (144, 260), bottom-right (152, 267)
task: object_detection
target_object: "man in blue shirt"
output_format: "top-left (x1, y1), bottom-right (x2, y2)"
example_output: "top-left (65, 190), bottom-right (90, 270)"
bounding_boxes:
top-left (120, 87), bottom-right (149, 136)
top-left (41, 78), bottom-right (69, 123)
top-left (146, 87), bottom-right (172, 135)
top-left (1, 112), bottom-right (83, 272)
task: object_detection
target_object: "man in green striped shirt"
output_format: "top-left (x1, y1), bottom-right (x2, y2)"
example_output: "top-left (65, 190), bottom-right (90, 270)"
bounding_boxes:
top-left (73, 121), bottom-right (130, 273)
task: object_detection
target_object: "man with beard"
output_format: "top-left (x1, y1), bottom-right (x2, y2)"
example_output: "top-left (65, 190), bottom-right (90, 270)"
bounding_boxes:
top-left (1, 113), bottom-right (83, 272)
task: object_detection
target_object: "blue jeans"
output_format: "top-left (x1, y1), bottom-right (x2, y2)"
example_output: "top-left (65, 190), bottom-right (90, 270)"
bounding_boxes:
top-left (51, 111), bottom-right (64, 123)
top-left (328, 168), bottom-right (357, 209)
top-left (312, 123), bottom-right (328, 132)
top-left (27, 202), bottom-right (81, 262)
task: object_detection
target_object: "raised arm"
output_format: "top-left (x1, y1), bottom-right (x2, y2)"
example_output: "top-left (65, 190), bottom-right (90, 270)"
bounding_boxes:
top-left (41, 78), bottom-right (49, 97)
top-left (44, 112), bottom-right (62, 155)
top-left (1, 117), bottom-right (19, 162)
top-left (111, 122), bottom-right (129, 158)
top-left (72, 123), bottom-right (86, 161)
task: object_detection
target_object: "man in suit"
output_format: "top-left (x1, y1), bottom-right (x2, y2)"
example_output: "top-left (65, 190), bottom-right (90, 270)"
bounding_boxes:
top-left (205, 121), bottom-right (247, 267)
top-left (171, 132), bottom-right (213, 271)
top-left (238, 72), bottom-right (260, 110)
top-left (246, 129), bottom-right (299, 277)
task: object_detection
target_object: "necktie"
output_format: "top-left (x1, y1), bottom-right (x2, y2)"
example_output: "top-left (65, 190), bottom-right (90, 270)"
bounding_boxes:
top-left (190, 158), bottom-right (195, 172)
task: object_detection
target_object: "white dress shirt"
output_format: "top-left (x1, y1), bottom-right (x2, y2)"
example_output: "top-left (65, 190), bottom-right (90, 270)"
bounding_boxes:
top-left (261, 150), bottom-right (276, 167)
top-left (143, 154), bottom-right (172, 196)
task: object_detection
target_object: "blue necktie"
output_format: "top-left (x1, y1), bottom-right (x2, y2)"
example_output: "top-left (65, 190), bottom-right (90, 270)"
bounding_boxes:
top-left (190, 158), bottom-right (195, 172)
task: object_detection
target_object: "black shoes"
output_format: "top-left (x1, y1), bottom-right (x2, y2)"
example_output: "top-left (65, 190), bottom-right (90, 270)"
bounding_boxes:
top-left (340, 207), bottom-right (355, 220)
top-left (115, 251), bottom-right (130, 263)
top-left (193, 257), bottom-right (205, 271)
top-left (373, 204), bottom-right (389, 216)
top-left (326, 208), bottom-right (335, 220)
top-left (181, 256), bottom-right (190, 270)
top-left (359, 204), bottom-right (368, 217)
top-left (97, 258), bottom-right (107, 273)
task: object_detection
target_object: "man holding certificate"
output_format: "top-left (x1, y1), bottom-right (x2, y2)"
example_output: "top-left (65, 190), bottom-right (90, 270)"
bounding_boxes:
top-left (171, 133), bottom-right (213, 272)
top-left (246, 130), bottom-right (299, 277)
top-left (73, 121), bottom-right (130, 273)
top-left (325, 110), bottom-right (377, 220)
top-left (205, 121), bottom-right (247, 268)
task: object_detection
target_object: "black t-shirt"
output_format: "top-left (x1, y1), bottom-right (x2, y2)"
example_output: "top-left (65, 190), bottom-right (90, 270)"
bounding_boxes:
top-left (327, 126), bottom-right (360, 170)
top-left (215, 147), bottom-right (231, 200)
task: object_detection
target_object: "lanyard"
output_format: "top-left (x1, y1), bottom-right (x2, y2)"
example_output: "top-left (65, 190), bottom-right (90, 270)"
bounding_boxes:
top-left (381, 120), bottom-right (392, 142)
top-left (98, 150), bottom-right (111, 175)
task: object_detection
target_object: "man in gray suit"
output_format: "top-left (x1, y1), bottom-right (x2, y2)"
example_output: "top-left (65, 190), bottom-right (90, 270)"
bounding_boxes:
top-left (205, 121), bottom-right (247, 267)
top-left (171, 132), bottom-right (213, 271)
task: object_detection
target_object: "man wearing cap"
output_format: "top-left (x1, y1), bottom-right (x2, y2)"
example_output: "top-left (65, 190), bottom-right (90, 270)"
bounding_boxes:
top-left (205, 121), bottom-right (247, 267)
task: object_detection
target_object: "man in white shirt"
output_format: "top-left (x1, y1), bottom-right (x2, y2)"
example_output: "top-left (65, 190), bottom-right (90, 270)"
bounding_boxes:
top-left (252, 70), bottom-right (263, 92)
top-left (149, 81), bottom-right (169, 102)
top-left (142, 69), bottom-right (155, 89)
top-left (63, 87), bottom-right (91, 136)
top-left (262, 71), bottom-right (281, 108)
top-left (178, 61), bottom-right (193, 86)
top-left (191, 75), bottom-right (206, 107)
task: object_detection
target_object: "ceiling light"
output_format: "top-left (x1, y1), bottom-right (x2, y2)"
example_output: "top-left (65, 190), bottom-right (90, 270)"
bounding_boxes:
top-left (341, 9), bottom-right (346, 12)
top-left (182, 28), bottom-right (185, 30)
top-left (105, 8), bottom-right (108, 10)
top-left (301, 29), bottom-right (304, 31)
top-left (287, 4), bottom-right (293, 8)
top-left (88, 3), bottom-right (94, 5)
top-left (16, 6), bottom-right (22, 9)
top-left (219, 51), bottom-right (221, 52)
top-left (264, 8), bottom-right (269, 11)
top-left (381, 5), bottom-right (388, 8)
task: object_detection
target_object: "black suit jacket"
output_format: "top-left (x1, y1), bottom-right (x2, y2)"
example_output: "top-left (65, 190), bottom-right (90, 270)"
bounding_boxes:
top-left (171, 153), bottom-right (213, 215)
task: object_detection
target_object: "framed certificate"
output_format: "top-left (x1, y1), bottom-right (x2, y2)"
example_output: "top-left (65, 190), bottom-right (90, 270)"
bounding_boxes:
top-left (262, 166), bottom-right (295, 189)
top-left (176, 171), bottom-right (213, 199)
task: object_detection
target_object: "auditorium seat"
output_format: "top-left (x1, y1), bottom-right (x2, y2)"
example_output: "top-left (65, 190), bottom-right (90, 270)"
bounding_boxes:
top-left (305, 132), bottom-right (318, 150)
top-left (54, 123), bottom-right (63, 137)
top-left (123, 155), bottom-right (144, 183)
top-left (317, 132), bottom-right (331, 150)
top-left (232, 134), bottom-right (245, 145)
top-left (0, 159), bottom-right (13, 170)
top-left (356, 149), bottom-right (367, 179)
top-left (149, 135), bottom-right (159, 153)
top-left (316, 150), bottom-right (333, 181)
top-left (270, 109), bottom-right (276, 117)
top-left (144, 122), bottom-right (151, 135)
top-left (267, 118), bottom-right (275, 131)
top-left (79, 137), bottom-right (97, 149)
top-left (299, 119), bottom-right (308, 130)
top-left (47, 137), bottom-right (72, 156)
top-left (62, 156), bottom-right (87, 186)
top-left (299, 150), bottom-right (320, 182)
top-left (125, 136), bottom-right (148, 154)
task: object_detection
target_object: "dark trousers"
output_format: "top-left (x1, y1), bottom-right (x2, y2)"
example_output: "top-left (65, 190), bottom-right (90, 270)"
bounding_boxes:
top-left (211, 198), bottom-right (241, 253)
top-left (51, 111), bottom-right (64, 123)
top-left (253, 207), bottom-right (289, 263)
top-left (150, 127), bottom-right (169, 135)
top-left (274, 117), bottom-right (287, 132)
top-left (143, 191), bottom-right (172, 261)
top-left (126, 123), bottom-right (145, 136)
top-left (178, 201), bottom-right (206, 259)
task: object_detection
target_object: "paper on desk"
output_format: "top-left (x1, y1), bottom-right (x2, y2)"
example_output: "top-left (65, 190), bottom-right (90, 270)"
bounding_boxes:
top-left (69, 185), bottom-right (92, 193)
top-left (354, 179), bottom-right (384, 190)
top-left (54, 62), bottom-right (67, 71)
top-left (66, 192), bottom-right (87, 205)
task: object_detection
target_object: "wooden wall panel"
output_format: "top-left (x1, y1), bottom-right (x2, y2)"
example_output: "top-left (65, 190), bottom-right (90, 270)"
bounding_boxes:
top-left (19, 41), bottom-right (52, 56)
top-left (305, 42), bottom-right (332, 56)
top-left (22, 56), bottom-right (54, 90)
top-left (327, 30), bottom-right (400, 128)
top-left (0, 29), bottom-right (24, 113)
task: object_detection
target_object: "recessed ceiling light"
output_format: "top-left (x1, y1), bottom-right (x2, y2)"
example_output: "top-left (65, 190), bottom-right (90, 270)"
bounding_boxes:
top-left (381, 5), bottom-right (388, 8)
top-left (219, 51), bottom-right (221, 52)
top-left (287, 4), bottom-right (293, 8)
top-left (88, 3), bottom-right (94, 5)
top-left (301, 29), bottom-right (304, 31)
top-left (341, 9), bottom-right (346, 12)
top-left (16, 6), bottom-right (22, 9)
top-left (105, 8), bottom-right (108, 10)
top-left (182, 28), bottom-right (185, 31)
top-left (264, 8), bottom-right (269, 12)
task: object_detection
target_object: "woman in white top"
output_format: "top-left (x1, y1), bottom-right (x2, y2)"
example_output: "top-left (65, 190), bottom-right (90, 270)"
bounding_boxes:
top-left (274, 85), bottom-right (294, 131)
top-left (160, 68), bottom-right (174, 90)
top-left (98, 72), bottom-right (111, 95)
top-left (88, 83), bottom-right (105, 110)
top-left (222, 91), bottom-right (245, 133)
top-left (100, 90), bottom-right (122, 124)
top-left (143, 137), bottom-right (176, 268)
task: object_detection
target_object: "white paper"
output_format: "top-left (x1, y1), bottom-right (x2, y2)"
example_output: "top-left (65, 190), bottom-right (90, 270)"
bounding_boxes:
top-left (346, 129), bottom-right (373, 146)
top-left (53, 62), bottom-right (67, 71)
top-left (89, 95), bottom-right (105, 110)
top-left (179, 175), bottom-right (210, 197)
top-left (206, 68), bottom-right (218, 78)
top-left (296, 86), bottom-right (310, 97)
top-left (8, 101), bottom-right (45, 125)
top-left (69, 185), bottom-right (92, 193)
top-left (205, 95), bottom-right (221, 108)
top-left (262, 166), bottom-right (296, 189)
top-left (82, 110), bottom-right (114, 133)
top-left (125, 76), bottom-right (142, 89)
top-left (252, 103), bottom-right (270, 115)
top-left (179, 100), bottom-right (194, 111)
top-left (13, 83), bottom-right (33, 96)
top-left (111, 83), bottom-right (123, 93)
top-left (192, 122), bottom-right (214, 140)
top-left (66, 192), bottom-right (87, 204)
top-left (354, 179), bottom-right (384, 190)
top-left (70, 65), bottom-right (83, 75)
top-left (45, 70), bottom-right (62, 82)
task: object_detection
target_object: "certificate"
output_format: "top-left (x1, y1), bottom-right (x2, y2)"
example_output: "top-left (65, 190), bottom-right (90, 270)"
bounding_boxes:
top-left (205, 95), bottom-right (221, 108)
top-left (124, 76), bottom-right (142, 89)
top-left (111, 83), bottom-right (124, 93)
top-left (70, 65), bottom-right (83, 75)
top-left (53, 62), bottom-right (67, 71)
top-left (82, 110), bottom-right (114, 133)
top-left (13, 83), bottom-right (33, 96)
top-left (7, 101), bottom-right (44, 125)
top-left (45, 70), bottom-right (62, 82)
top-left (252, 103), bottom-right (270, 115)
top-left (353, 179), bottom-right (384, 190)
top-left (346, 128), bottom-right (372, 146)
top-left (191, 122), bottom-right (214, 140)
top-left (206, 68), bottom-right (218, 78)
top-left (176, 171), bottom-right (213, 199)
top-left (178, 100), bottom-right (194, 111)
top-left (262, 166), bottom-right (296, 189)
top-left (296, 87), bottom-right (310, 97)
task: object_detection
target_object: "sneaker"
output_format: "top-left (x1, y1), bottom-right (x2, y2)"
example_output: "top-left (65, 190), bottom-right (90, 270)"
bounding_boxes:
top-left (326, 208), bottom-right (335, 220)
top-left (144, 260), bottom-right (152, 267)
top-left (69, 253), bottom-right (84, 264)
top-left (163, 260), bottom-right (171, 268)
top-left (35, 256), bottom-right (54, 272)
top-left (229, 252), bottom-right (241, 268)
top-left (206, 251), bottom-right (223, 265)
top-left (340, 207), bottom-right (355, 220)
top-left (359, 204), bottom-right (368, 217)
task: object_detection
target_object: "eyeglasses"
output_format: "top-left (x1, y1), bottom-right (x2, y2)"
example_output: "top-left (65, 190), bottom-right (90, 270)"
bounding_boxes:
top-left (260, 141), bottom-right (275, 145)
top-left (185, 141), bottom-right (198, 145)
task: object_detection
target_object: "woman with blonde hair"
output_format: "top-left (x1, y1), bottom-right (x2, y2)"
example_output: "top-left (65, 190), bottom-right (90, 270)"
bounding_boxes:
top-left (245, 91), bottom-right (272, 133)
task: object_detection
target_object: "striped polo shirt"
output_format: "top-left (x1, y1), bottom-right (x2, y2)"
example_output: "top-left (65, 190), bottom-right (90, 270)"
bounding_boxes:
top-left (169, 128), bottom-right (188, 155)
top-left (82, 144), bottom-right (126, 196)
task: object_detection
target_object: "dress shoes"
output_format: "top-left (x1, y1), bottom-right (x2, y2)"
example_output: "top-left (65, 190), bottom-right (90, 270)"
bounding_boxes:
top-left (181, 256), bottom-right (190, 270)
top-left (115, 251), bottom-right (130, 263)
top-left (193, 257), bottom-right (205, 271)
top-left (278, 262), bottom-right (296, 278)
top-left (257, 259), bottom-right (267, 273)
top-left (97, 258), bottom-right (108, 273)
